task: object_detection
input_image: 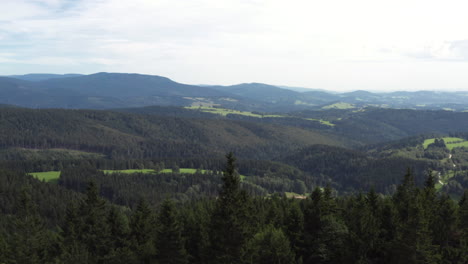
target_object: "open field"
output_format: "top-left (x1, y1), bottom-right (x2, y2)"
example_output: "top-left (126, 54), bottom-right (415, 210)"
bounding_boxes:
top-left (423, 137), bottom-right (468, 150)
top-left (185, 106), bottom-right (282, 118)
top-left (28, 171), bottom-right (61, 183)
top-left (103, 169), bottom-right (157, 174)
top-left (304, 118), bottom-right (335, 127)
top-left (435, 170), bottom-right (456, 190)
top-left (160, 168), bottom-right (208, 173)
top-left (186, 106), bottom-right (335, 126)
top-left (322, 102), bottom-right (355, 109)
top-left (284, 192), bottom-right (308, 199)
top-left (30, 168), bottom-right (247, 183)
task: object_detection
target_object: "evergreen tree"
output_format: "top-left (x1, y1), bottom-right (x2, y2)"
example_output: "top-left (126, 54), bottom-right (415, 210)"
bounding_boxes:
top-left (303, 186), bottom-right (348, 264)
top-left (390, 170), bottom-right (439, 264)
top-left (156, 199), bottom-right (189, 264)
top-left (346, 193), bottom-right (380, 263)
top-left (180, 201), bottom-right (211, 264)
top-left (79, 181), bottom-right (111, 264)
top-left (245, 226), bottom-right (295, 264)
top-left (102, 206), bottom-right (135, 264)
top-left (457, 190), bottom-right (468, 263)
top-left (284, 201), bottom-right (304, 262)
top-left (432, 194), bottom-right (458, 261)
top-left (130, 198), bottom-right (157, 264)
top-left (366, 187), bottom-right (380, 215)
top-left (208, 152), bottom-right (253, 264)
top-left (60, 202), bottom-right (90, 263)
top-left (9, 189), bottom-right (53, 264)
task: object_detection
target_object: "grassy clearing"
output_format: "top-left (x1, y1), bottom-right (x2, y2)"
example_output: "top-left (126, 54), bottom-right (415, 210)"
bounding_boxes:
top-left (160, 168), bottom-right (207, 173)
top-left (188, 106), bottom-right (283, 117)
top-left (160, 168), bottom-right (246, 179)
top-left (185, 106), bottom-right (282, 118)
top-left (304, 118), bottom-right (335, 127)
top-left (186, 106), bottom-right (335, 126)
top-left (102, 169), bottom-right (157, 174)
top-left (28, 171), bottom-right (61, 183)
top-left (284, 192), bottom-right (308, 199)
top-left (322, 102), bottom-right (355, 109)
top-left (435, 170), bottom-right (456, 190)
top-left (423, 137), bottom-right (468, 150)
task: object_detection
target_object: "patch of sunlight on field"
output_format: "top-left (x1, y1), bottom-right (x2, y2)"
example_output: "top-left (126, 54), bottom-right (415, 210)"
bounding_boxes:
top-left (29, 171), bottom-right (61, 183)
top-left (423, 137), bottom-right (468, 150)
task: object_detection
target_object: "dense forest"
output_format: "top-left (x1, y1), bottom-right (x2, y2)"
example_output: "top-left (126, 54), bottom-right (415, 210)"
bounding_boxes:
top-left (0, 154), bottom-right (467, 263)
top-left (1, 104), bottom-right (468, 263)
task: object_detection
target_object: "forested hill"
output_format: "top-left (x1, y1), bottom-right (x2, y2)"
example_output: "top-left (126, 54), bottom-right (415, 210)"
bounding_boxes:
top-left (1, 155), bottom-right (467, 263)
top-left (119, 105), bottom-right (468, 145)
top-left (0, 107), bottom-right (344, 160)
top-left (4, 72), bottom-right (468, 111)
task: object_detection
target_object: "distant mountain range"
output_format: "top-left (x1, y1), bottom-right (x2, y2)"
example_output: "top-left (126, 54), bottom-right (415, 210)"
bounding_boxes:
top-left (2, 72), bottom-right (468, 111)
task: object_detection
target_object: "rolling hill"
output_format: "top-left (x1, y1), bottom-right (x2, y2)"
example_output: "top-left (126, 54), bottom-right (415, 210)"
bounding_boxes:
top-left (0, 107), bottom-right (345, 160)
top-left (4, 72), bottom-right (468, 111)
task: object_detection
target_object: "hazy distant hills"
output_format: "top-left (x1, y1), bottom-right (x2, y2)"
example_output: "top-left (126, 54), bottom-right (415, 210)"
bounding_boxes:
top-left (2, 72), bottom-right (468, 111)
top-left (6, 73), bottom-right (83, 82)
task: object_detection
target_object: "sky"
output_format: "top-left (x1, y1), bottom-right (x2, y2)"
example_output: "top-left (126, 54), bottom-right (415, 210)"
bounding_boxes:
top-left (1, 0), bottom-right (468, 91)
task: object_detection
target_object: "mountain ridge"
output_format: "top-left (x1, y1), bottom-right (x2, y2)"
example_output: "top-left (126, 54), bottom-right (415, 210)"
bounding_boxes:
top-left (3, 72), bottom-right (468, 111)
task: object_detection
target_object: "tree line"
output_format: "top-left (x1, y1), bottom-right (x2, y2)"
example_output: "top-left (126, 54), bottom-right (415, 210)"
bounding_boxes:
top-left (0, 154), bottom-right (467, 263)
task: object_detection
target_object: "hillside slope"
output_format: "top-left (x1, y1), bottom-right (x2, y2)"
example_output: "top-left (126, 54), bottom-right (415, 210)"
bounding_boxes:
top-left (0, 107), bottom-right (345, 160)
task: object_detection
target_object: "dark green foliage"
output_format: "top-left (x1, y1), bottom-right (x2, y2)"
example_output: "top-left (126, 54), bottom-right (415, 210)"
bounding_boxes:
top-left (284, 201), bottom-right (304, 261)
top-left (458, 191), bottom-right (468, 262)
top-left (0, 107), bottom-right (342, 160)
top-left (245, 226), bottom-right (295, 264)
top-left (281, 144), bottom-right (432, 194)
top-left (389, 170), bottom-right (440, 264)
top-left (8, 189), bottom-right (56, 264)
top-left (345, 193), bottom-right (381, 263)
top-left (1, 159), bottom-right (467, 263)
top-left (208, 152), bottom-right (254, 264)
top-left (130, 199), bottom-right (156, 263)
top-left (156, 199), bottom-right (189, 264)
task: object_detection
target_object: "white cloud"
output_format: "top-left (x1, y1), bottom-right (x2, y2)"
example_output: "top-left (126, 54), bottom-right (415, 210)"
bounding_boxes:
top-left (1, 0), bottom-right (468, 91)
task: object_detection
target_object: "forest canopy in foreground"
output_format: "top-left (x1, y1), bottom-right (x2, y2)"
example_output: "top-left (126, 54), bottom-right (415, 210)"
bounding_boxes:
top-left (0, 154), bottom-right (467, 264)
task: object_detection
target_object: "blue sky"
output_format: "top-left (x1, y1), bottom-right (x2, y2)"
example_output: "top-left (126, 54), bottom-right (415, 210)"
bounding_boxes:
top-left (1, 0), bottom-right (468, 91)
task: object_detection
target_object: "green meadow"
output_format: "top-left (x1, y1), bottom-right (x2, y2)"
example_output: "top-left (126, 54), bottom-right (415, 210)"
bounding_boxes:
top-left (435, 170), bottom-right (456, 190)
top-left (29, 171), bottom-right (61, 183)
top-left (30, 168), bottom-right (247, 183)
top-left (185, 106), bottom-right (282, 118)
top-left (322, 102), bottom-right (355, 110)
top-left (423, 137), bottom-right (468, 150)
top-left (102, 169), bottom-right (157, 174)
top-left (186, 106), bottom-right (334, 126)
top-left (304, 118), bottom-right (335, 127)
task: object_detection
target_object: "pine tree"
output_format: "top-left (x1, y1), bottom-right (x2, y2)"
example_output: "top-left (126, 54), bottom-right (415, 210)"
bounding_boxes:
top-left (303, 186), bottom-right (348, 263)
top-left (245, 226), bottom-right (295, 264)
top-left (432, 194), bottom-right (458, 261)
top-left (366, 187), bottom-right (380, 215)
top-left (79, 181), bottom-right (111, 263)
top-left (180, 201), bottom-right (211, 264)
top-left (346, 193), bottom-right (380, 263)
top-left (208, 152), bottom-right (252, 264)
top-left (156, 199), bottom-right (188, 264)
top-left (130, 198), bottom-right (157, 264)
top-left (390, 170), bottom-right (439, 264)
top-left (10, 189), bottom-right (52, 264)
top-left (457, 190), bottom-right (468, 263)
top-left (60, 202), bottom-right (90, 263)
top-left (284, 201), bottom-right (304, 262)
top-left (102, 206), bottom-right (136, 264)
